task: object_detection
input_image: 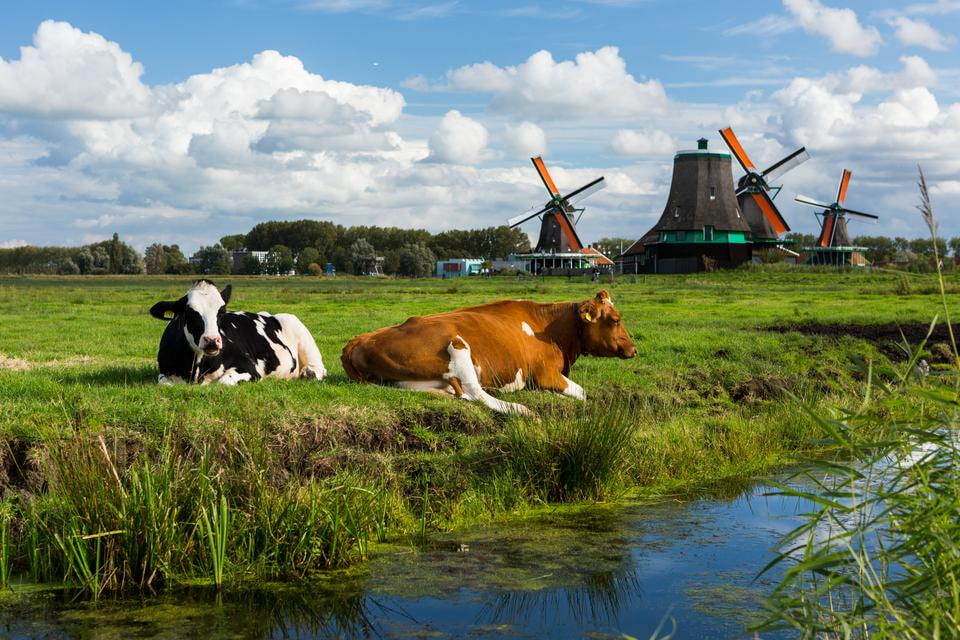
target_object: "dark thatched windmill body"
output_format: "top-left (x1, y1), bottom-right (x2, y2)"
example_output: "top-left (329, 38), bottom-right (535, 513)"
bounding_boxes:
top-left (794, 169), bottom-right (879, 265)
top-left (619, 137), bottom-right (753, 274)
top-left (507, 156), bottom-right (607, 274)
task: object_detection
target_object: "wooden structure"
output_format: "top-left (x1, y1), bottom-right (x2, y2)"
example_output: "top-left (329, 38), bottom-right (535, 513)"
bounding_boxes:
top-left (794, 169), bottom-right (879, 265)
top-left (620, 130), bottom-right (808, 274)
top-left (507, 156), bottom-right (608, 275)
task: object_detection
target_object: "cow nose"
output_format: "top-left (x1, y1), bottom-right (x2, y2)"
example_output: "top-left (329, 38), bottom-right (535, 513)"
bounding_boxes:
top-left (202, 335), bottom-right (222, 347)
top-left (622, 344), bottom-right (637, 358)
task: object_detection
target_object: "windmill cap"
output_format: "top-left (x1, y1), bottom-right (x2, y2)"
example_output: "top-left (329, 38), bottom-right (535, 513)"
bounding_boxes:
top-left (675, 137), bottom-right (730, 159)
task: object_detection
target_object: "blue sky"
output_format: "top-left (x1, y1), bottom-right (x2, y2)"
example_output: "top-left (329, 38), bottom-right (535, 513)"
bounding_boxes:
top-left (1, 0), bottom-right (959, 252)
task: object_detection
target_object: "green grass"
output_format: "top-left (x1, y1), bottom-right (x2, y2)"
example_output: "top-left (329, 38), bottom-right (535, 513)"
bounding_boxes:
top-left (1, 269), bottom-right (959, 593)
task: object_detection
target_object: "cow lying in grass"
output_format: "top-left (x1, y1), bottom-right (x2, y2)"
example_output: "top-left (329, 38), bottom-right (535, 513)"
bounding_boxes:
top-left (340, 290), bottom-right (636, 414)
top-left (149, 279), bottom-right (327, 385)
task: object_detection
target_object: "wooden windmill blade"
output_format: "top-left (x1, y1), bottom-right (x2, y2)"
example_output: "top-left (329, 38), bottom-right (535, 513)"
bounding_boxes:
top-left (750, 187), bottom-right (790, 235)
top-left (531, 156), bottom-right (561, 197)
top-left (552, 209), bottom-right (584, 251)
top-left (718, 127), bottom-right (756, 174)
top-left (561, 176), bottom-right (606, 206)
top-left (794, 194), bottom-right (832, 210)
top-left (836, 169), bottom-right (852, 204)
top-left (762, 147), bottom-right (810, 184)
top-left (819, 213), bottom-right (837, 247)
top-left (840, 207), bottom-right (879, 222)
top-left (507, 204), bottom-right (551, 228)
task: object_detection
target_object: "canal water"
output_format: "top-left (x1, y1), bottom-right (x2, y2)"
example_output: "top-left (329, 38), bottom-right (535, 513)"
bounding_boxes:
top-left (0, 479), bottom-right (809, 639)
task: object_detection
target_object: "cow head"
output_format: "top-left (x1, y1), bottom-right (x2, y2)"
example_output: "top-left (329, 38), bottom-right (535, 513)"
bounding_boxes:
top-left (577, 290), bottom-right (637, 359)
top-left (150, 279), bottom-right (233, 357)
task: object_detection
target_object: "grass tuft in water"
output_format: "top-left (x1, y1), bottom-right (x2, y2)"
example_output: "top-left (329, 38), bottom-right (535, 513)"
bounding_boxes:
top-left (504, 402), bottom-right (637, 502)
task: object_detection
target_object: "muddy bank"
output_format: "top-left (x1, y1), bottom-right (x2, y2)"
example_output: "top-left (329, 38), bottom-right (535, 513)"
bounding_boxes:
top-left (771, 322), bottom-right (957, 362)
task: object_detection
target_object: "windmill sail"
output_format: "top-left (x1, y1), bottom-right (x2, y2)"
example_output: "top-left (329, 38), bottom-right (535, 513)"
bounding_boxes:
top-left (794, 169), bottom-right (880, 249)
top-left (507, 156), bottom-right (604, 253)
top-left (718, 126), bottom-right (809, 240)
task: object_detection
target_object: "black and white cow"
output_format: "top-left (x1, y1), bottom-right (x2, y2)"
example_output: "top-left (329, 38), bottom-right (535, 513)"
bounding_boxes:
top-left (149, 279), bottom-right (327, 385)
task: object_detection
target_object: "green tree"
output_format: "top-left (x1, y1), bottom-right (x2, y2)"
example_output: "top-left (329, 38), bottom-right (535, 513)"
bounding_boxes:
top-left (144, 243), bottom-right (167, 275)
top-left (58, 258), bottom-right (79, 275)
top-left (109, 233), bottom-right (124, 274)
top-left (241, 253), bottom-right (264, 275)
top-left (397, 242), bottom-right (436, 277)
top-left (296, 247), bottom-right (321, 274)
top-left (350, 238), bottom-right (377, 275)
top-left (75, 248), bottom-right (94, 274)
top-left (382, 249), bottom-right (401, 275)
top-left (949, 237), bottom-right (960, 257)
top-left (162, 245), bottom-right (190, 274)
top-left (192, 245), bottom-right (232, 275)
top-left (265, 244), bottom-right (294, 275)
top-left (783, 232), bottom-right (817, 248)
top-left (330, 247), bottom-right (352, 275)
top-left (90, 247), bottom-right (111, 274)
top-left (852, 236), bottom-right (896, 264)
top-left (245, 220), bottom-right (342, 255)
top-left (219, 234), bottom-right (246, 251)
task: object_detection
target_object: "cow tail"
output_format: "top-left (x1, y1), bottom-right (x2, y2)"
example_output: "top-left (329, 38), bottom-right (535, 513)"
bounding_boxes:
top-left (340, 337), bottom-right (367, 382)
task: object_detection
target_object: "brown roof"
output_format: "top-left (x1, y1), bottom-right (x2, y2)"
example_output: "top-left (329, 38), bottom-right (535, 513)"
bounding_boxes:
top-left (581, 247), bottom-right (614, 265)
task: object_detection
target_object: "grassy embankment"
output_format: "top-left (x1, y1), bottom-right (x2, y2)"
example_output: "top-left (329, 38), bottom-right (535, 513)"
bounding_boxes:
top-left (0, 269), bottom-right (956, 594)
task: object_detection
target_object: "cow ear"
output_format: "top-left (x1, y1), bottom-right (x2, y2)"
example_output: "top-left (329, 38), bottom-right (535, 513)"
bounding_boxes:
top-left (578, 299), bottom-right (599, 323)
top-left (594, 290), bottom-right (611, 304)
top-left (149, 296), bottom-right (186, 320)
top-left (220, 284), bottom-right (232, 305)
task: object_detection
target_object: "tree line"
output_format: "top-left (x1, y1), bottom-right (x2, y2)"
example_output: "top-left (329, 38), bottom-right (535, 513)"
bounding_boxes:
top-left (0, 234), bottom-right (145, 275)
top-left (4, 224), bottom-right (956, 276)
top-left (0, 221), bottom-right (531, 276)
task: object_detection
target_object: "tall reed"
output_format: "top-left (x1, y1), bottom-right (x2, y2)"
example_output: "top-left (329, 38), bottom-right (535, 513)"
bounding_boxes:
top-left (9, 428), bottom-right (385, 596)
top-left (755, 167), bottom-right (960, 638)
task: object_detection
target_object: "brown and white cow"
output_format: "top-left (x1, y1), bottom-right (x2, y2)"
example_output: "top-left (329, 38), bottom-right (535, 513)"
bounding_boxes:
top-left (340, 290), bottom-right (636, 414)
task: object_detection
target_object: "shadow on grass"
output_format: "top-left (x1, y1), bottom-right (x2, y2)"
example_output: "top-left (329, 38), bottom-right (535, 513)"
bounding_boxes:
top-left (56, 363), bottom-right (157, 386)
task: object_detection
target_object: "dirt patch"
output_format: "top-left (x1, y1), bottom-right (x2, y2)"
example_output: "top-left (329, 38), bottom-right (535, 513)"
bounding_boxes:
top-left (772, 322), bottom-right (958, 363)
top-left (729, 375), bottom-right (792, 402)
top-left (0, 354), bottom-right (30, 371)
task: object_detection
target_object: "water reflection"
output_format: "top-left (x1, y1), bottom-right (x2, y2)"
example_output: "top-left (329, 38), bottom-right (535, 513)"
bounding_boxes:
top-left (1, 477), bottom-right (806, 639)
top-left (480, 568), bottom-right (643, 628)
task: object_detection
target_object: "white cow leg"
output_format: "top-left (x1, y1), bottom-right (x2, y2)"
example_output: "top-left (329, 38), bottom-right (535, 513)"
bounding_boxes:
top-left (286, 315), bottom-right (327, 380)
top-left (395, 380), bottom-right (456, 395)
top-left (445, 337), bottom-right (532, 416)
top-left (561, 375), bottom-right (587, 401)
top-left (158, 374), bottom-right (186, 385)
top-left (217, 369), bottom-right (253, 386)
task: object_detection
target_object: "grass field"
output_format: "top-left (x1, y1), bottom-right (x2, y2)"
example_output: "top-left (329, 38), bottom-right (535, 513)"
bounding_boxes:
top-left (0, 268), bottom-right (957, 592)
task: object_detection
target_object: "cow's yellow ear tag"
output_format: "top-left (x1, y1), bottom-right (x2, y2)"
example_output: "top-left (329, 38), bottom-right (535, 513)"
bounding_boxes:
top-left (584, 312), bottom-right (592, 322)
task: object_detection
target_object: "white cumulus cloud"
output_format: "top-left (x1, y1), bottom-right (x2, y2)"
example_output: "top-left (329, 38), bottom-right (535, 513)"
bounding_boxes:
top-left (610, 129), bottom-right (676, 156)
top-left (887, 16), bottom-right (955, 51)
top-left (783, 0), bottom-right (883, 57)
top-left (0, 20), bottom-right (154, 119)
top-left (427, 110), bottom-right (489, 164)
top-left (438, 47), bottom-right (668, 119)
top-left (503, 121), bottom-right (547, 157)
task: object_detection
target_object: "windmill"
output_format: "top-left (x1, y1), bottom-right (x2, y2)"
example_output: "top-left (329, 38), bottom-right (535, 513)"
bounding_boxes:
top-left (718, 127), bottom-right (810, 241)
top-left (506, 156), bottom-right (605, 253)
top-left (794, 169), bottom-right (879, 250)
